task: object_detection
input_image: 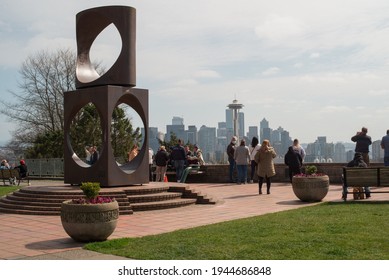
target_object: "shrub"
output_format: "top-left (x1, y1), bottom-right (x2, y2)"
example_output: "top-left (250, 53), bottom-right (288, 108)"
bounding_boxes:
top-left (80, 182), bottom-right (100, 199)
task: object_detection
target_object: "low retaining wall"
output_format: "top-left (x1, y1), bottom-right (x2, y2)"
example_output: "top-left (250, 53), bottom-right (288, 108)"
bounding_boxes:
top-left (27, 159), bottom-right (384, 185)
top-left (178, 163), bottom-right (385, 184)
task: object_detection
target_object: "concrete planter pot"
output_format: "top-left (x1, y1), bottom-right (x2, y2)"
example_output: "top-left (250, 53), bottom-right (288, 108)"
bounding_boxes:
top-left (292, 175), bottom-right (330, 202)
top-left (61, 200), bottom-right (119, 242)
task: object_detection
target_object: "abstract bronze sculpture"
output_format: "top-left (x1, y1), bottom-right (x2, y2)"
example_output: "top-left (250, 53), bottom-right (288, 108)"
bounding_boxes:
top-left (64, 6), bottom-right (149, 186)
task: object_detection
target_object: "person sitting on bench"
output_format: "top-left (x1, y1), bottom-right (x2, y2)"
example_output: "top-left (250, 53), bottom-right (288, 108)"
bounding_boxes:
top-left (343, 152), bottom-right (370, 199)
top-left (15, 160), bottom-right (28, 178)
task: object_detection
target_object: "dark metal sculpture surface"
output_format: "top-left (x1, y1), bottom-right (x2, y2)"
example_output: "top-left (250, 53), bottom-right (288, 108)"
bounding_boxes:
top-left (64, 6), bottom-right (149, 186)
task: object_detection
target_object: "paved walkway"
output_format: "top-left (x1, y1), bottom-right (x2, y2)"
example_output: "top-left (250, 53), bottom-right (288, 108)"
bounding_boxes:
top-left (0, 181), bottom-right (385, 260)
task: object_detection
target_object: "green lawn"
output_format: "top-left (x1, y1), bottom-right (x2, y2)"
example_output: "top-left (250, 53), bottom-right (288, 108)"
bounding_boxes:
top-left (85, 201), bottom-right (389, 260)
top-left (0, 186), bottom-right (20, 197)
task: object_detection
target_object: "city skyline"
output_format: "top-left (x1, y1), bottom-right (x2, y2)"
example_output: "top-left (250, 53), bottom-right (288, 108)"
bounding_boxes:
top-left (156, 112), bottom-right (378, 145)
top-left (147, 113), bottom-right (384, 164)
top-left (149, 114), bottom-right (385, 164)
top-left (1, 1), bottom-right (389, 145)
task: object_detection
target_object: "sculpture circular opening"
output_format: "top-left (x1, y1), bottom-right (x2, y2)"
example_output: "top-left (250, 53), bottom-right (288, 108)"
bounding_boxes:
top-left (111, 102), bottom-right (145, 173)
top-left (68, 102), bottom-right (103, 168)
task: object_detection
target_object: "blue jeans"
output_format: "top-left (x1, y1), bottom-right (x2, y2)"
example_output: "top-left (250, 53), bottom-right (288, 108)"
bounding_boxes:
top-left (384, 156), bottom-right (389, 166)
top-left (236, 164), bottom-right (248, 183)
top-left (228, 158), bottom-right (236, 182)
top-left (174, 160), bottom-right (185, 182)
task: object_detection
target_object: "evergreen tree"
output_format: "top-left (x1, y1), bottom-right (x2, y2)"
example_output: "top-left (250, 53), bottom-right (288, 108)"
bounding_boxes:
top-left (111, 106), bottom-right (142, 163)
top-left (25, 130), bottom-right (64, 158)
top-left (69, 103), bottom-right (142, 163)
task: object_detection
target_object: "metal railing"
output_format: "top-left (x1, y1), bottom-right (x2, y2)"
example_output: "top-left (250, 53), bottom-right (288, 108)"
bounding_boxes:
top-left (25, 158), bottom-right (64, 178)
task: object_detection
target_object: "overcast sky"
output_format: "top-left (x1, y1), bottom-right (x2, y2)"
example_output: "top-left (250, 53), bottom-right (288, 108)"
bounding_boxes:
top-left (1, 0), bottom-right (389, 144)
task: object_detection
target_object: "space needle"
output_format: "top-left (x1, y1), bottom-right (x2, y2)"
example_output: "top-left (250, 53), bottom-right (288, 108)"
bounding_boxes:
top-left (227, 98), bottom-right (244, 139)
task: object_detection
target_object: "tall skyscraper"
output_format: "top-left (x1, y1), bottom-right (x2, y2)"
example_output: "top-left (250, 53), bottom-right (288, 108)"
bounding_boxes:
top-left (216, 122), bottom-right (228, 162)
top-left (260, 118), bottom-right (269, 142)
top-left (238, 111), bottom-right (245, 139)
top-left (372, 140), bottom-right (384, 162)
top-left (198, 125), bottom-right (216, 162)
top-left (334, 142), bottom-right (346, 163)
top-left (187, 125), bottom-right (198, 144)
top-left (166, 116), bottom-right (185, 141)
top-left (247, 126), bottom-right (258, 142)
top-left (262, 127), bottom-right (271, 143)
top-left (146, 127), bottom-right (159, 153)
top-left (172, 116), bottom-right (184, 125)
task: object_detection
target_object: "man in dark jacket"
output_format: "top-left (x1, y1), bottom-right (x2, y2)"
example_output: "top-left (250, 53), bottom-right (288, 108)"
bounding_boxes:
top-left (351, 127), bottom-right (372, 198)
top-left (170, 139), bottom-right (186, 182)
top-left (226, 136), bottom-right (237, 183)
top-left (284, 146), bottom-right (303, 182)
top-left (351, 127), bottom-right (372, 165)
top-left (15, 160), bottom-right (28, 178)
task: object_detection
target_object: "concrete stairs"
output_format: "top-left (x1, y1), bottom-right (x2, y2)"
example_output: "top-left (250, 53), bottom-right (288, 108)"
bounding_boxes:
top-left (0, 183), bottom-right (214, 215)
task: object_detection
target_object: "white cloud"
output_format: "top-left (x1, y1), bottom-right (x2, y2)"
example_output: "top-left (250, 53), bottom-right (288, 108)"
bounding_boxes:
top-left (173, 79), bottom-right (198, 87)
top-left (194, 70), bottom-right (221, 79)
top-left (319, 105), bottom-right (352, 114)
top-left (2, 0), bottom-right (389, 143)
top-left (293, 62), bottom-right (303, 68)
top-left (262, 67), bottom-right (280, 76)
top-left (368, 89), bottom-right (389, 96)
top-left (255, 14), bottom-right (306, 43)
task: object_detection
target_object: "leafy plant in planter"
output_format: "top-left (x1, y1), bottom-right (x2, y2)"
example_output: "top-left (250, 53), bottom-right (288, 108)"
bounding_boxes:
top-left (292, 165), bottom-right (329, 202)
top-left (72, 182), bottom-right (115, 204)
top-left (81, 182), bottom-right (100, 199)
top-left (294, 165), bottom-right (326, 177)
top-left (305, 165), bottom-right (317, 175)
top-left (60, 182), bottom-right (119, 242)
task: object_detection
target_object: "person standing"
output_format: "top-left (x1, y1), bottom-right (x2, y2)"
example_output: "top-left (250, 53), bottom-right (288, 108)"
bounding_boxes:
top-left (148, 147), bottom-right (154, 181)
top-left (351, 127), bottom-right (372, 165)
top-left (292, 139), bottom-right (306, 162)
top-left (381, 129), bottom-right (389, 166)
top-left (255, 140), bottom-right (277, 194)
top-left (170, 139), bottom-right (186, 182)
top-left (249, 137), bottom-right (260, 183)
top-left (154, 146), bottom-right (169, 182)
top-left (90, 146), bottom-right (99, 165)
top-left (351, 127), bottom-right (372, 198)
top-left (226, 136), bottom-right (238, 183)
top-left (284, 146), bottom-right (303, 183)
top-left (234, 139), bottom-right (250, 184)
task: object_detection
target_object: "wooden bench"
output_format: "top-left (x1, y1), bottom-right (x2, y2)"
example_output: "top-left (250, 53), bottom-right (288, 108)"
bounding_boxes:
top-left (0, 169), bottom-right (12, 185)
top-left (0, 169), bottom-right (29, 186)
top-left (342, 167), bottom-right (389, 201)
